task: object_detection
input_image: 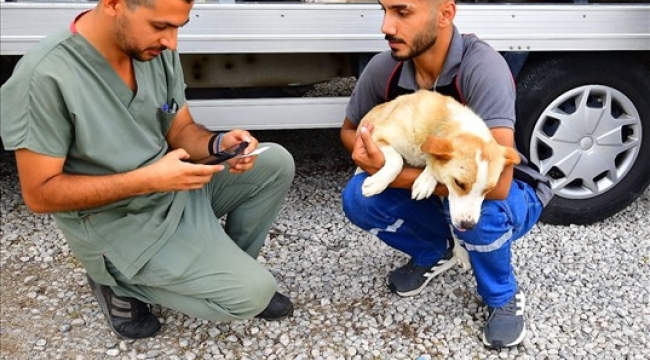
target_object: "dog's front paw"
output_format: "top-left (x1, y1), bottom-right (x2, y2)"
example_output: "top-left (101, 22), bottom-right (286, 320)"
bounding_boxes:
top-left (361, 175), bottom-right (390, 197)
top-left (454, 245), bottom-right (472, 272)
top-left (412, 172), bottom-right (438, 200)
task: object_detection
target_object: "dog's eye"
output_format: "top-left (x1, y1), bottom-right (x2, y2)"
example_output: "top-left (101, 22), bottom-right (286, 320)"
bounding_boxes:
top-left (454, 179), bottom-right (467, 191)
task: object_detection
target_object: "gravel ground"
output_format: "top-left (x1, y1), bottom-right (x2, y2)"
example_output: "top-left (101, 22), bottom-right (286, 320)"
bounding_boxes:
top-left (1, 128), bottom-right (649, 360)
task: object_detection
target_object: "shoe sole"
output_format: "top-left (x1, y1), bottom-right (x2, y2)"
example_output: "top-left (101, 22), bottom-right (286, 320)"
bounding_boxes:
top-left (256, 305), bottom-right (295, 321)
top-left (392, 256), bottom-right (459, 297)
top-left (482, 323), bottom-right (526, 349)
top-left (256, 311), bottom-right (294, 321)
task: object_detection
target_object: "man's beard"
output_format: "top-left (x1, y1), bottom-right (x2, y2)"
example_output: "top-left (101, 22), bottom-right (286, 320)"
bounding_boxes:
top-left (389, 32), bottom-right (438, 61)
top-left (126, 46), bottom-right (166, 62)
top-left (125, 48), bottom-right (148, 62)
top-left (115, 18), bottom-right (164, 62)
top-left (387, 18), bottom-right (439, 61)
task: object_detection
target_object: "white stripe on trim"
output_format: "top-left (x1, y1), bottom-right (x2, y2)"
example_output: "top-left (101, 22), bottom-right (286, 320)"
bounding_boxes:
top-left (515, 292), bottom-right (526, 316)
top-left (369, 219), bottom-right (404, 236)
top-left (111, 309), bottom-right (132, 318)
top-left (112, 297), bottom-right (131, 309)
top-left (463, 229), bottom-right (513, 253)
top-left (386, 219), bottom-right (404, 232)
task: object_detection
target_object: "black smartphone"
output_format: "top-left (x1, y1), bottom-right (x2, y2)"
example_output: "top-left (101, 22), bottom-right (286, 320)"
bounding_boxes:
top-left (196, 141), bottom-right (249, 165)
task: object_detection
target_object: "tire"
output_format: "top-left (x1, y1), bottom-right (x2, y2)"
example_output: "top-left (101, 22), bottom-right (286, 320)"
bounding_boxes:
top-left (515, 53), bottom-right (650, 225)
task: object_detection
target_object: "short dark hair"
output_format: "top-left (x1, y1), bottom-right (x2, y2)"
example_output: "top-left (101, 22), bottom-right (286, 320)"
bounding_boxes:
top-left (124, 0), bottom-right (193, 11)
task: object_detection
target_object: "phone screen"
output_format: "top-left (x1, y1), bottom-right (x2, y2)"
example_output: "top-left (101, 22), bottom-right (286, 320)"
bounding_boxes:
top-left (196, 141), bottom-right (249, 165)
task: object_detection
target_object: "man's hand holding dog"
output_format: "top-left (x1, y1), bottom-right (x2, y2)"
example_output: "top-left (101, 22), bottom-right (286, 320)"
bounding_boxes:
top-left (352, 124), bottom-right (385, 175)
top-left (351, 123), bottom-right (426, 191)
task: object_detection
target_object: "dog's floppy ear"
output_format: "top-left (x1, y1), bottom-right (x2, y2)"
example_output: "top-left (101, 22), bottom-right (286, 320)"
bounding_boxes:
top-left (503, 146), bottom-right (521, 166)
top-left (421, 135), bottom-right (453, 160)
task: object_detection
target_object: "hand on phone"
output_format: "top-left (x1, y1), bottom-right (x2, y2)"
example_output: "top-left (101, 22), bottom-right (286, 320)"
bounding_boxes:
top-left (195, 141), bottom-right (249, 165)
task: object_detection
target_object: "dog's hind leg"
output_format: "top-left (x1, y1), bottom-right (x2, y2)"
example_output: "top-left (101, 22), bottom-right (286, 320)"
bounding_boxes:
top-left (361, 146), bottom-right (403, 197)
top-left (449, 227), bottom-right (472, 272)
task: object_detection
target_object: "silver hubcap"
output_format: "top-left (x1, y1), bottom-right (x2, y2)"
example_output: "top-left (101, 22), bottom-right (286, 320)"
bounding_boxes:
top-left (529, 85), bottom-right (642, 200)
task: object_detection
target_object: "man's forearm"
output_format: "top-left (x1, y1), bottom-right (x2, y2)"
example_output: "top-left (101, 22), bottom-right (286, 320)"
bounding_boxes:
top-left (24, 168), bottom-right (153, 213)
top-left (165, 106), bottom-right (216, 161)
top-left (387, 167), bottom-right (449, 196)
top-left (167, 123), bottom-right (214, 161)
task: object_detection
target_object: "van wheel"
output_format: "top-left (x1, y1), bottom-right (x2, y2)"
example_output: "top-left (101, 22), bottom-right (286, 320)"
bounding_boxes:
top-left (515, 54), bottom-right (650, 225)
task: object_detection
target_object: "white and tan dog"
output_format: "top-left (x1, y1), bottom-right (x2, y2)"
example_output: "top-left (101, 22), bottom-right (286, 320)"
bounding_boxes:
top-left (357, 89), bottom-right (520, 269)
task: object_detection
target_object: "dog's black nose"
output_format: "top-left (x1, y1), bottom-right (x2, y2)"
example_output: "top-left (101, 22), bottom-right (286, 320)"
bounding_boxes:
top-left (460, 221), bottom-right (476, 230)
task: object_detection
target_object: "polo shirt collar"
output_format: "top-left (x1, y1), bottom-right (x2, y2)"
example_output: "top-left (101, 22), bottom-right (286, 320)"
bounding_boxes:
top-left (398, 26), bottom-right (463, 90)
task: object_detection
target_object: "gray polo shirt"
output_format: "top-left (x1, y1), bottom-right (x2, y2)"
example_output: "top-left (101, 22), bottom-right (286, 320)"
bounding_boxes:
top-left (346, 26), bottom-right (553, 206)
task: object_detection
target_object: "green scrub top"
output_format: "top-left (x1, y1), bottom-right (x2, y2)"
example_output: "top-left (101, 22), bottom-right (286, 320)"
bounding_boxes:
top-left (0, 28), bottom-right (189, 286)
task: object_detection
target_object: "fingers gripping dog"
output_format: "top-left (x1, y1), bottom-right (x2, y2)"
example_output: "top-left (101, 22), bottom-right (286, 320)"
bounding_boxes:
top-left (357, 90), bottom-right (521, 270)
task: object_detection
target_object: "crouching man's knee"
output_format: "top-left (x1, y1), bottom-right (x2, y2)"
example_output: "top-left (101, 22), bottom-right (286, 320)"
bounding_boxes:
top-left (185, 269), bottom-right (277, 322)
top-left (341, 173), bottom-right (380, 229)
top-left (228, 269), bottom-right (277, 318)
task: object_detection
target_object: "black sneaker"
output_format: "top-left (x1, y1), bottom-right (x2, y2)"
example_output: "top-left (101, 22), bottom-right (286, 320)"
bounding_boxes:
top-left (387, 246), bottom-right (458, 297)
top-left (87, 275), bottom-right (161, 340)
top-left (482, 290), bottom-right (526, 349)
top-left (255, 292), bottom-right (294, 320)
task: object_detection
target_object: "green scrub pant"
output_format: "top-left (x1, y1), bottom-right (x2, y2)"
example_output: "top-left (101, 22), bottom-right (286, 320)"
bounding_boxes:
top-left (105, 143), bottom-right (295, 321)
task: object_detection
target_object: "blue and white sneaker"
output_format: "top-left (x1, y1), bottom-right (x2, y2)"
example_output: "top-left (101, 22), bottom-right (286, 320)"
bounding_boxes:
top-left (387, 246), bottom-right (458, 297)
top-left (482, 290), bottom-right (526, 349)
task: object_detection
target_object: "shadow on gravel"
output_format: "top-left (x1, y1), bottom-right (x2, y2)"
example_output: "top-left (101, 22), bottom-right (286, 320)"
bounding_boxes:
top-left (252, 128), bottom-right (354, 171)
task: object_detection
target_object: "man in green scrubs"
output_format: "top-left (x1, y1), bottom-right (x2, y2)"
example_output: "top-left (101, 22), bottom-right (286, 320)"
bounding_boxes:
top-left (0, 0), bottom-right (295, 339)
